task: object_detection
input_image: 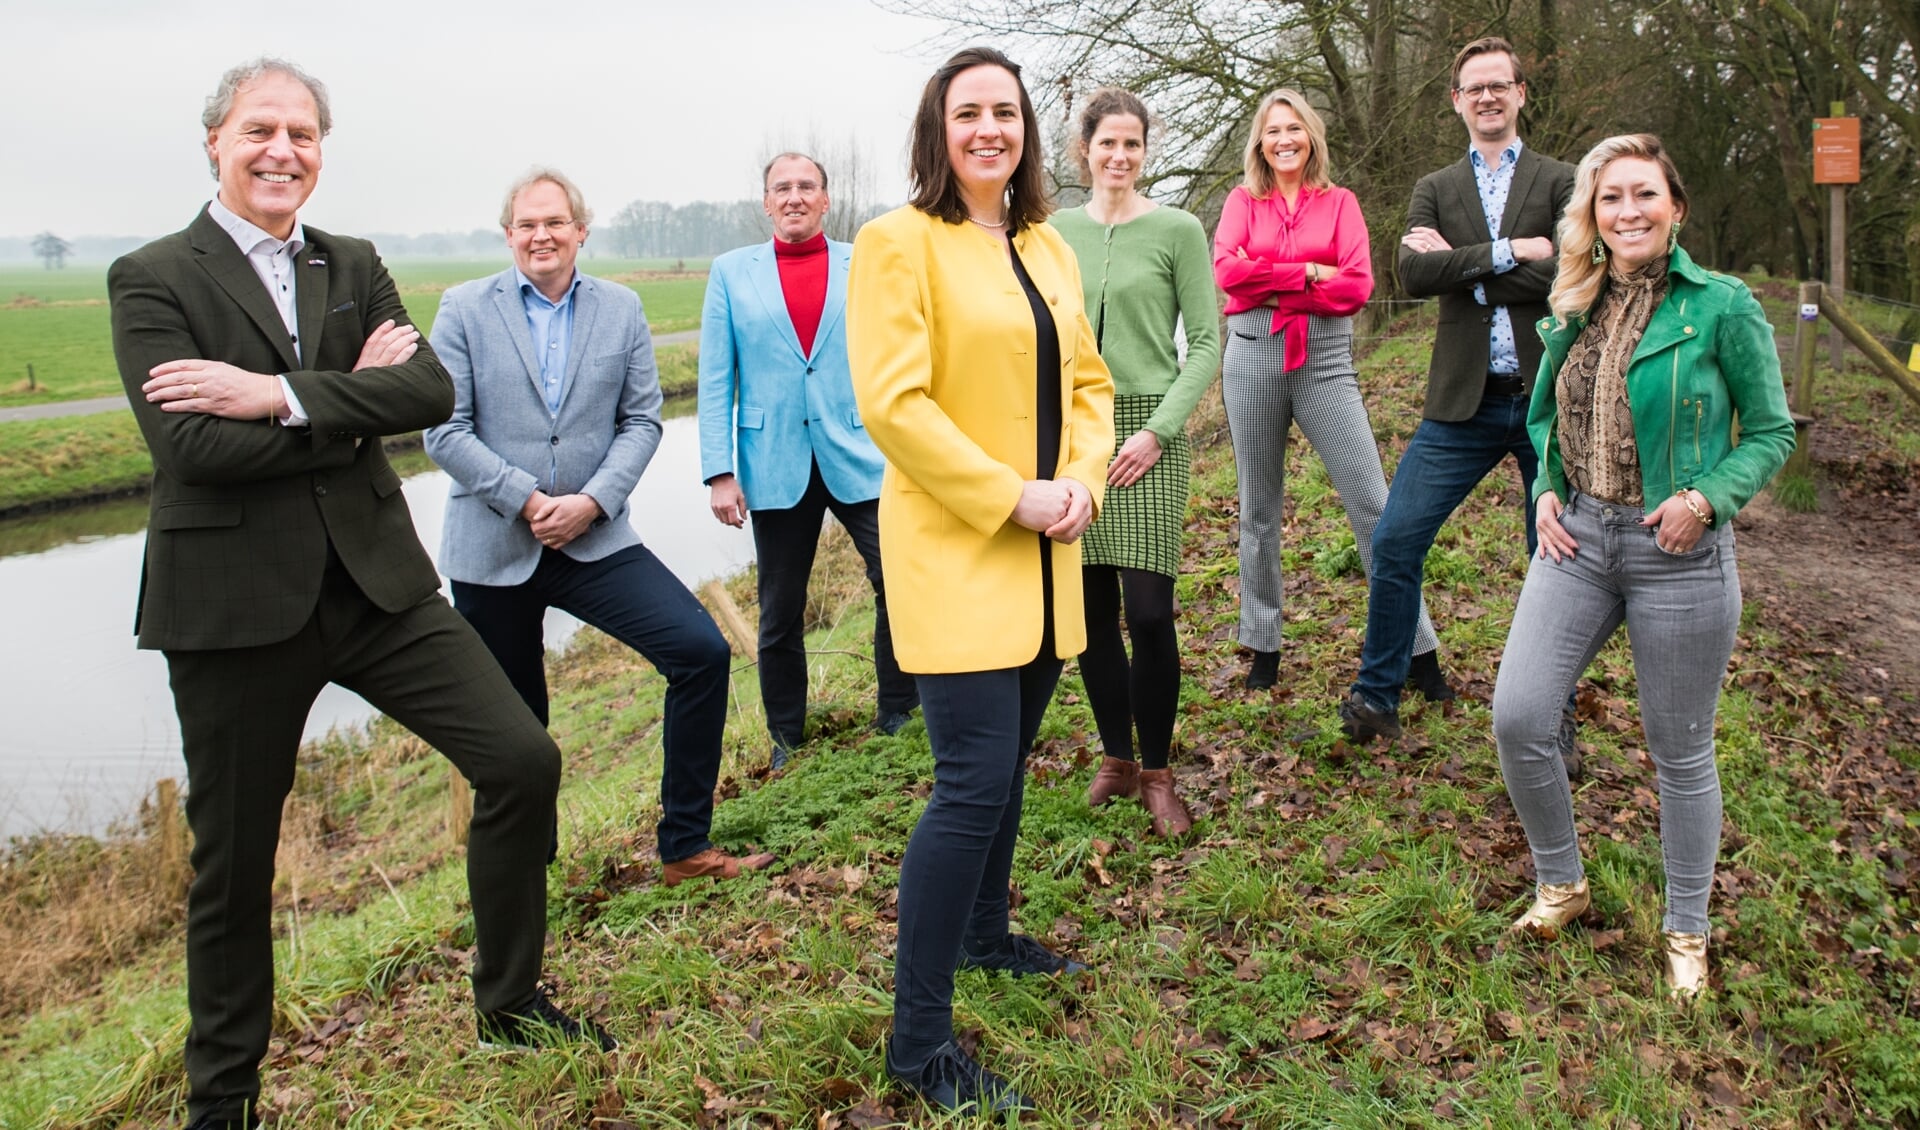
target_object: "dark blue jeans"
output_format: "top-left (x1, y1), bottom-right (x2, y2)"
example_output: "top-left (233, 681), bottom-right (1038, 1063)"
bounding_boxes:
top-left (891, 655), bottom-right (1064, 1066)
top-left (1352, 393), bottom-right (1538, 710)
top-left (452, 542), bottom-right (733, 863)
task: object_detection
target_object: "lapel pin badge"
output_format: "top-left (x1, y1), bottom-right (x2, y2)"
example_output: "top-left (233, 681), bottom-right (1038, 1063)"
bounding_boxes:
top-left (309, 258), bottom-right (327, 267)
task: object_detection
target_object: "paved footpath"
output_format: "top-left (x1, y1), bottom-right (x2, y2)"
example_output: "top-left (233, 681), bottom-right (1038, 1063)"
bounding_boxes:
top-left (0, 328), bottom-right (701, 424)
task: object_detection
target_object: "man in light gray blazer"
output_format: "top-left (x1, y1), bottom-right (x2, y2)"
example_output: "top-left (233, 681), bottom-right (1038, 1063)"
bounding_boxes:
top-left (426, 168), bottom-right (775, 887)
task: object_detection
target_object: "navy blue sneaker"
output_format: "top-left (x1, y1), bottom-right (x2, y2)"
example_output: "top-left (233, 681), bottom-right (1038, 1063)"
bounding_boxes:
top-left (959, 933), bottom-right (1089, 976)
top-left (888, 1040), bottom-right (1034, 1116)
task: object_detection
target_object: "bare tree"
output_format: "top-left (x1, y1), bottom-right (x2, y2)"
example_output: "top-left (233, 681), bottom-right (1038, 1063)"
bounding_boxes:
top-left (31, 231), bottom-right (71, 270)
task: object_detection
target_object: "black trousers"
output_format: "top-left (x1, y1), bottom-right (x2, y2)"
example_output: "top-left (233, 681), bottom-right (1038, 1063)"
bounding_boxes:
top-left (890, 654), bottom-right (1064, 1064)
top-left (749, 460), bottom-right (916, 746)
top-left (451, 542), bottom-right (732, 863)
top-left (168, 564), bottom-right (559, 1123)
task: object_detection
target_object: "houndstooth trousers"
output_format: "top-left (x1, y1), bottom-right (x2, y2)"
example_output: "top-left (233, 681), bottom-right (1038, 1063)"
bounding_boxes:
top-left (1222, 308), bottom-right (1440, 656)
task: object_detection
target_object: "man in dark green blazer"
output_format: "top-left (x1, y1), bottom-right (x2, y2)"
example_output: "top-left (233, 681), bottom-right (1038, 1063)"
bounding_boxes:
top-left (110, 58), bottom-right (609, 1130)
top-left (1342, 36), bottom-right (1577, 746)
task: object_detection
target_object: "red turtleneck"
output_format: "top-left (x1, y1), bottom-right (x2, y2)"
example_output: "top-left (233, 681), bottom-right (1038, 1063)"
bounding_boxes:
top-left (773, 231), bottom-right (828, 357)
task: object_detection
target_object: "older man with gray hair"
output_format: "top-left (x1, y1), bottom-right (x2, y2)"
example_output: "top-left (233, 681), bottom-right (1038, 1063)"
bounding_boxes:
top-left (426, 168), bottom-right (775, 890)
top-left (110, 60), bottom-right (606, 1130)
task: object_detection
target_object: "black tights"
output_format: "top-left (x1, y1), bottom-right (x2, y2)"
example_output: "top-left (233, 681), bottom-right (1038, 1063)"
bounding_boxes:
top-left (1079, 565), bottom-right (1179, 769)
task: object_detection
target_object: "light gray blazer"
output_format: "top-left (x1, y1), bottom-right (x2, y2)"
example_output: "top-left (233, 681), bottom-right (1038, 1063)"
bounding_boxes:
top-left (425, 269), bottom-right (663, 586)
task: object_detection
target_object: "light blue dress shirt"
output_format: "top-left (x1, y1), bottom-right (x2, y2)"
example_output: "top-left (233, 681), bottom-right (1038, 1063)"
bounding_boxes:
top-left (1469, 138), bottom-right (1525, 375)
top-left (515, 268), bottom-right (582, 415)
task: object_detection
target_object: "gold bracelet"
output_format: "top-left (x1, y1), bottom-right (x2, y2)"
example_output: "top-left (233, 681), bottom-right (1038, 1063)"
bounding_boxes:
top-left (1676, 489), bottom-right (1711, 527)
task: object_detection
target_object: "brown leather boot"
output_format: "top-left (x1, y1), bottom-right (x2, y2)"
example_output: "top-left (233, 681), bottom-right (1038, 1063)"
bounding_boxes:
top-left (661, 847), bottom-right (777, 887)
top-left (1137, 768), bottom-right (1192, 837)
top-left (1087, 756), bottom-right (1140, 806)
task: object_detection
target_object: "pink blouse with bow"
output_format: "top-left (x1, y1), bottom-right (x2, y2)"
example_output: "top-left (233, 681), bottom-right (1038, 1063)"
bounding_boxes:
top-left (1212, 184), bottom-right (1374, 371)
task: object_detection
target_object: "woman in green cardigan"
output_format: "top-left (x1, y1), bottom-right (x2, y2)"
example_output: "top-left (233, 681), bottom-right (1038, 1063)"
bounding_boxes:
top-left (1051, 89), bottom-right (1222, 837)
top-left (1491, 134), bottom-right (1793, 998)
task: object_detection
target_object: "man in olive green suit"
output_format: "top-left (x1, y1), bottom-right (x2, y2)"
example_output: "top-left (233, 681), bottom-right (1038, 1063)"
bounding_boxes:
top-left (110, 59), bottom-right (609, 1130)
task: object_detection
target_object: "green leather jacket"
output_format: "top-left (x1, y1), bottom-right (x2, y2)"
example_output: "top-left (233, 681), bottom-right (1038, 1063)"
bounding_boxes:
top-left (1529, 247), bottom-right (1794, 525)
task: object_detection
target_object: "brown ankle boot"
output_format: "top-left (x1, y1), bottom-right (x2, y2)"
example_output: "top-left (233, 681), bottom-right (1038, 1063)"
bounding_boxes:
top-left (1137, 768), bottom-right (1192, 837)
top-left (1087, 756), bottom-right (1140, 806)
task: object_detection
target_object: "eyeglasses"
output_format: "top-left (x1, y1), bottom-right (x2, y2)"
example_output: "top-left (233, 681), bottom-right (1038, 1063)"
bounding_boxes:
top-left (1455, 81), bottom-right (1519, 98)
top-left (511, 218), bottom-right (577, 235)
top-left (767, 180), bottom-right (823, 197)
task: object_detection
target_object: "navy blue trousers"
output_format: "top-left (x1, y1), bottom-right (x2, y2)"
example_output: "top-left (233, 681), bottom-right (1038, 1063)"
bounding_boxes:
top-left (452, 542), bottom-right (732, 863)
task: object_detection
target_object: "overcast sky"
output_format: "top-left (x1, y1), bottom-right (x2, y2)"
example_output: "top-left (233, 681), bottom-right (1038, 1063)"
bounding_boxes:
top-left (0, 0), bottom-right (955, 240)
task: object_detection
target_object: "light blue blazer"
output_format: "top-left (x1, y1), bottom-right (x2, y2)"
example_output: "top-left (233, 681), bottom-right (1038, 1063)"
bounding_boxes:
top-left (424, 270), bottom-right (663, 586)
top-left (697, 238), bottom-right (884, 511)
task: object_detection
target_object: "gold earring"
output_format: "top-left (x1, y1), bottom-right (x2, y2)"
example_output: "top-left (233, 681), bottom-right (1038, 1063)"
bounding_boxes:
top-left (1667, 220), bottom-right (1683, 254)
top-left (1591, 235), bottom-right (1608, 265)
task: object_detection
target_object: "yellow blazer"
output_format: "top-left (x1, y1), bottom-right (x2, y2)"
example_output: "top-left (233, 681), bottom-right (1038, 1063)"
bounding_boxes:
top-left (849, 206), bottom-right (1115, 674)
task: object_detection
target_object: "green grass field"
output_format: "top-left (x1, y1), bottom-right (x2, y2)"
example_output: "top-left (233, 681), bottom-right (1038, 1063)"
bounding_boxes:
top-left (0, 260), bottom-right (709, 409)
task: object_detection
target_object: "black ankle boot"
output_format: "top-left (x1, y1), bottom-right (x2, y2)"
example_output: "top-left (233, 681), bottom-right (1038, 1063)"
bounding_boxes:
top-left (1245, 649), bottom-right (1280, 690)
top-left (1406, 650), bottom-right (1458, 702)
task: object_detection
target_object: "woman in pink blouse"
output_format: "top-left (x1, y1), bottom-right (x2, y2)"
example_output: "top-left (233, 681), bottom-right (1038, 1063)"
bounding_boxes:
top-left (1214, 88), bottom-right (1438, 690)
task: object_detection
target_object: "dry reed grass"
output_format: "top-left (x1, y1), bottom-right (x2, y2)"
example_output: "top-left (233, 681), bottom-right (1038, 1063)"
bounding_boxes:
top-left (3, 528), bottom-right (875, 1023)
top-left (0, 792), bottom-right (188, 1017)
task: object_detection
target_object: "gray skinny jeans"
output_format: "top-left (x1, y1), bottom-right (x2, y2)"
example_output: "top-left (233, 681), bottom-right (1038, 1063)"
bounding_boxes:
top-left (1491, 491), bottom-right (1739, 935)
top-left (1222, 309), bottom-right (1439, 655)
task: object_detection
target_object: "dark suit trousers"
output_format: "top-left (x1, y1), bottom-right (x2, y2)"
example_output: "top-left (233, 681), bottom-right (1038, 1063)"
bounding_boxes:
top-left (168, 564), bottom-right (559, 1122)
top-left (451, 542), bottom-right (732, 863)
top-left (750, 458), bottom-right (916, 747)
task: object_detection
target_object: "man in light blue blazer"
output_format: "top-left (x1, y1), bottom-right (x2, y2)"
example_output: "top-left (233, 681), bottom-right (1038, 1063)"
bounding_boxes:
top-left (699, 152), bottom-right (915, 765)
top-left (427, 168), bottom-right (775, 887)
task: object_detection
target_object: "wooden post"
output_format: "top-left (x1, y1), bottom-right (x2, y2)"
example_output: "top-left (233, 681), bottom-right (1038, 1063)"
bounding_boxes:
top-left (701, 578), bottom-right (759, 661)
top-left (448, 769), bottom-right (472, 847)
top-left (1829, 185), bottom-right (1847, 368)
top-left (1780, 282), bottom-right (1823, 488)
top-left (1817, 289), bottom-right (1920, 411)
top-left (155, 777), bottom-right (187, 895)
top-left (25, 364), bottom-right (34, 390)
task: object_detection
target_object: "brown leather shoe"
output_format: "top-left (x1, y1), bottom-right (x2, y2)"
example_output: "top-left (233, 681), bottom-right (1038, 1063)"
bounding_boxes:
top-left (1087, 756), bottom-right (1140, 806)
top-left (1137, 768), bottom-right (1192, 837)
top-left (661, 847), bottom-right (776, 887)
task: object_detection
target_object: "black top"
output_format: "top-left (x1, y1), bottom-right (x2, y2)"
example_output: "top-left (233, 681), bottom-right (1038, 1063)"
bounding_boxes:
top-left (1009, 244), bottom-right (1063, 662)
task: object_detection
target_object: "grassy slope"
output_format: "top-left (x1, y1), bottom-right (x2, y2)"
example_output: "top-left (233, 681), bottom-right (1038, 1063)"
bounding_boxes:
top-left (3, 303), bottom-right (1918, 1129)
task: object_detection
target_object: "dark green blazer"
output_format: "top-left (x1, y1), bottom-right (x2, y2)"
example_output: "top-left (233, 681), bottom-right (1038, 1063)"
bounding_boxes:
top-left (110, 207), bottom-right (455, 651)
top-left (1396, 146), bottom-right (1576, 422)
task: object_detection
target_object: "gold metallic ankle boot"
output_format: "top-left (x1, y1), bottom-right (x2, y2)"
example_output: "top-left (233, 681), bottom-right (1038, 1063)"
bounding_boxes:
top-left (1664, 930), bottom-right (1709, 999)
top-left (1509, 878), bottom-right (1591, 940)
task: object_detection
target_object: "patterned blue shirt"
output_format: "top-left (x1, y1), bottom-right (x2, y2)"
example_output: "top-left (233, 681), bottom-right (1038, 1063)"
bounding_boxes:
top-left (1470, 138), bottom-right (1525, 374)
top-left (515, 268), bottom-right (582, 415)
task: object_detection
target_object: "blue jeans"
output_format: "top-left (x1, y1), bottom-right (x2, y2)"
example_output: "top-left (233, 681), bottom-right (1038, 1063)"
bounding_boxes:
top-left (1491, 493), bottom-right (1739, 934)
top-left (1352, 393), bottom-right (1538, 710)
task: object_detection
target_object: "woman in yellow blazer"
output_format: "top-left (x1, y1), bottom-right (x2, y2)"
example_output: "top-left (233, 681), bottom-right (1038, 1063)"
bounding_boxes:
top-left (848, 46), bottom-right (1114, 1118)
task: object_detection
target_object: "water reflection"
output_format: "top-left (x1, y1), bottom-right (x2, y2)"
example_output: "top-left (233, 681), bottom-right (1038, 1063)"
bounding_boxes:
top-left (0, 412), bottom-right (753, 838)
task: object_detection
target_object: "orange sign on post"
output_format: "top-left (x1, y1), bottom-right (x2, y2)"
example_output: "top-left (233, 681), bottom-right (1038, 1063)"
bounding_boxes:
top-left (1813, 118), bottom-right (1860, 184)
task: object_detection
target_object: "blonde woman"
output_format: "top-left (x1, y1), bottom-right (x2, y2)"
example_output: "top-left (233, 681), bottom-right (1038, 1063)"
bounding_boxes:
top-left (1213, 89), bottom-right (1439, 690)
top-left (1492, 134), bottom-right (1793, 996)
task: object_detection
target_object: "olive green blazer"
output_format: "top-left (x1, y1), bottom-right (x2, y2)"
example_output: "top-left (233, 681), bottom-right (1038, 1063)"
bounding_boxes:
top-left (110, 206), bottom-right (454, 650)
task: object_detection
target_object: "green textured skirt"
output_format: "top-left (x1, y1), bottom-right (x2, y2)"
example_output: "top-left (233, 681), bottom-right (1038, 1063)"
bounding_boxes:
top-left (1081, 393), bottom-right (1191, 577)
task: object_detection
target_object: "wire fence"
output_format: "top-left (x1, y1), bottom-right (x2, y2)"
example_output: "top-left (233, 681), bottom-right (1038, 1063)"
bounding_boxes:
top-left (1839, 288), bottom-right (1920, 356)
